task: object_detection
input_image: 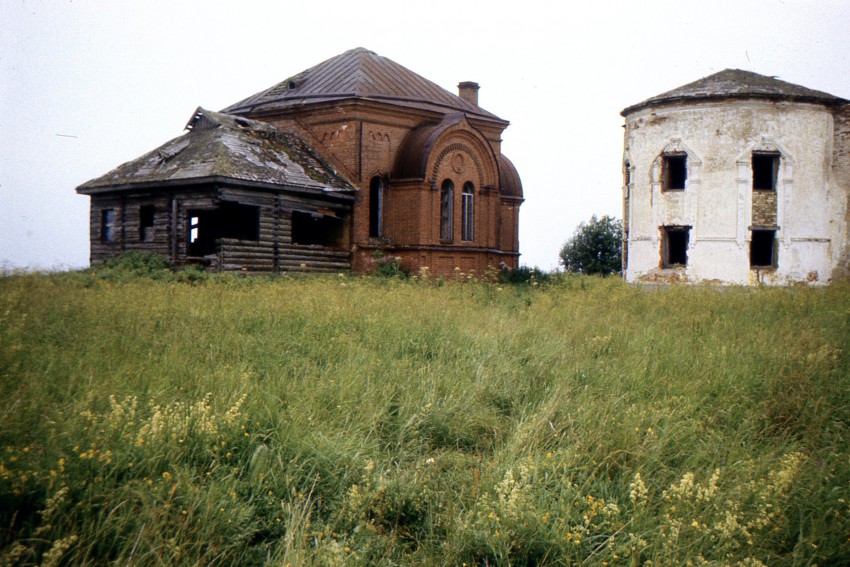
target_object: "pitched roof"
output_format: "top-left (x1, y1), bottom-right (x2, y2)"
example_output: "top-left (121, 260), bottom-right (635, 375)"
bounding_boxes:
top-left (622, 69), bottom-right (848, 116)
top-left (77, 108), bottom-right (356, 195)
top-left (222, 47), bottom-right (505, 123)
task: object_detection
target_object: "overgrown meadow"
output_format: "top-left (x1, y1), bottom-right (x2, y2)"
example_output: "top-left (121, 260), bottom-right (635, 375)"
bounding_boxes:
top-left (1, 264), bottom-right (849, 565)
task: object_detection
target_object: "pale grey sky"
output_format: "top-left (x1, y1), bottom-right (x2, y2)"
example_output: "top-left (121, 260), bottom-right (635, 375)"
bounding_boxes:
top-left (2, 0), bottom-right (849, 271)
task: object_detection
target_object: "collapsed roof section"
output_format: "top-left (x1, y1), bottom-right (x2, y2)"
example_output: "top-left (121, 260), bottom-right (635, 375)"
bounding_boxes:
top-left (77, 108), bottom-right (357, 196)
top-left (223, 47), bottom-right (507, 125)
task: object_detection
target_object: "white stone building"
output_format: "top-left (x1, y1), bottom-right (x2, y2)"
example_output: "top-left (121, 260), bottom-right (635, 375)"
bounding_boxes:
top-left (621, 69), bottom-right (850, 285)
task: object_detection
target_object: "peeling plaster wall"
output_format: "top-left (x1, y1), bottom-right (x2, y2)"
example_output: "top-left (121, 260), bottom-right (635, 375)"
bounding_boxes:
top-left (623, 100), bottom-right (849, 285)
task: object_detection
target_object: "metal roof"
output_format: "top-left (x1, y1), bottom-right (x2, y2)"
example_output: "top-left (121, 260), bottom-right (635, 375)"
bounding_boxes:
top-left (223, 47), bottom-right (506, 123)
top-left (77, 108), bottom-right (357, 195)
top-left (622, 69), bottom-right (848, 116)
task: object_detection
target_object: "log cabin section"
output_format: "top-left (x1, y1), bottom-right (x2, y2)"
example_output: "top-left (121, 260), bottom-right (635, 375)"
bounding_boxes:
top-left (77, 108), bottom-right (356, 273)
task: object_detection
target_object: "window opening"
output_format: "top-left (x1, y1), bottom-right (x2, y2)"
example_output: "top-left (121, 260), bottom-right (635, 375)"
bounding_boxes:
top-left (440, 179), bottom-right (454, 241)
top-left (662, 226), bottom-right (689, 267)
top-left (139, 205), bottom-right (155, 241)
top-left (292, 211), bottom-right (344, 247)
top-left (369, 177), bottom-right (384, 238)
top-left (187, 202), bottom-right (260, 256)
top-left (752, 152), bottom-right (779, 191)
top-left (624, 161), bottom-right (631, 187)
top-left (101, 209), bottom-right (116, 243)
top-left (750, 229), bottom-right (777, 267)
top-left (461, 182), bottom-right (474, 241)
top-left (662, 154), bottom-right (687, 191)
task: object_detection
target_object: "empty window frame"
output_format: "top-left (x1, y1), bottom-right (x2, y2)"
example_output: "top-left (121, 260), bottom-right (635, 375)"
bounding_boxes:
top-left (187, 203), bottom-right (260, 256)
top-left (662, 154), bottom-right (687, 191)
top-left (101, 209), bottom-right (116, 243)
top-left (750, 229), bottom-right (777, 268)
top-left (661, 226), bottom-right (689, 267)
top-left (369, 177), bottom-right (384, 238)
top-left (440, 179), bottom-right (454, 241)
top-left (292, 211), bottom-right (344, 247)
top-left (623, 160), bottom-right (631, 187)
top-left (752, 152), bottom-right (780, 191)
top-left (139, 205), bottom-right (155, 241)
top-left (461, 182), bottom-right (474, 241)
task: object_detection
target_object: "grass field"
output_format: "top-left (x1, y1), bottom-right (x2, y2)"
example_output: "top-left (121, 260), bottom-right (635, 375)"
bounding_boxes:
top-left (1, 265), bottom-right (849, 565)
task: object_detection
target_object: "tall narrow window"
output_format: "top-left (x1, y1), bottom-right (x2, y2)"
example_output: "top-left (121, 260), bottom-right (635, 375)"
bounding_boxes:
top-left (461, 182), bottom-right (474, 241)
top-left (369, 177), bottom-right (384, 238)
top-left (661, 226), bottom-right (689, 267)
top-left (101, 209), bottom-right (116, 243)
top-left (139, 205), bottom-right (155, 241)
top-left (662, 154), bottom-right (687, 191)
top-left (440, 179), bottom-right (453, 241)
top-left (750, 229), bottom-right (777, 267)
top-left (752, 152), bottom-right (779, 191)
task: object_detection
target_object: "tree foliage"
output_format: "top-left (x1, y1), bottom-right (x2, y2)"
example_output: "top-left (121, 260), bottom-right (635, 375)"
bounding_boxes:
top-left (559, 215), bottom-right (623, 275)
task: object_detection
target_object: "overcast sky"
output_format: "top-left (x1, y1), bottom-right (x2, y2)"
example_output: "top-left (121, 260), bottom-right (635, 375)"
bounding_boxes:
top-left (2, 0), bottom-right (849, 271)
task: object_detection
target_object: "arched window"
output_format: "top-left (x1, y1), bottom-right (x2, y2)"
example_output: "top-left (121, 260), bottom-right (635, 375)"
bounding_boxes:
top-left (369, 176), bottom-right (384, 237)
top-left (440, 179), bottom-right (454, 241)
top-left (461, 182), bottom-right (474, 241)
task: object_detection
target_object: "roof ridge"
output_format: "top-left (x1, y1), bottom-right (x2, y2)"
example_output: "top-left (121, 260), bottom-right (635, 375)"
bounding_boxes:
top-left (221, 48), bottom-right (505, 123)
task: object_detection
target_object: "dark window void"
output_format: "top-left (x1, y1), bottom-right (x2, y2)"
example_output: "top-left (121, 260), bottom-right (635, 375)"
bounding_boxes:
top-left (750, 230), bottom-right (777, 268)
top-left (624, 161), bottom-right (631, 187)
top-left (752, 152), bottom-right (779, 191)
top-left (101, 209), bottom-right (116, 243)
top-left (440, 179), bottom-right (454, 241)
top-left (369, 177), bottom-right (384, 238)
top-left (139, 205), bottom-right (155, 241)
top-left (188, 202), bottom-right (259, 256)
top-left (292, 211), bottom-right (344, 248)
top-left (662, 154), bottom-right (687, 191)
top-left (462, 182), bottom-right (474, 242)
top-left (662, 226), bottom-right (689, 267)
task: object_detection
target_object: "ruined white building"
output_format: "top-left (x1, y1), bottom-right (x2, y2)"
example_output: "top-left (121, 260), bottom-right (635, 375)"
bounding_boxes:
top-left (621, 69), bottom-right (850, 284)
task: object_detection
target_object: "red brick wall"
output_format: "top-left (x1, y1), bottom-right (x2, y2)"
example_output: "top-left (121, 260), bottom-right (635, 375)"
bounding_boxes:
top-left (263, 103), bottom-right (521, 277)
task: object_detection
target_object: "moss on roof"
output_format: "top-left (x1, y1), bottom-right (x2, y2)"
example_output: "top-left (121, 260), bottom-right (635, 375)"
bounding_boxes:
top-left (77, 108), bottom-right (356, 194)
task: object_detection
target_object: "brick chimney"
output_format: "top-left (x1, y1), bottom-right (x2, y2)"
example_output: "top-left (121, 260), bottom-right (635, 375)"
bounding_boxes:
top-left (458, 81), bottom-right (480, 106)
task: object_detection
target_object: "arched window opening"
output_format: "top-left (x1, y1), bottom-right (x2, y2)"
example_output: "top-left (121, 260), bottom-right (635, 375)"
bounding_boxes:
top-left (462, 182), bottom-right (474, 241)
top-left (440, 180), bottom-right (454, 241)
top-left (369, 177), bottom-right (384, 237)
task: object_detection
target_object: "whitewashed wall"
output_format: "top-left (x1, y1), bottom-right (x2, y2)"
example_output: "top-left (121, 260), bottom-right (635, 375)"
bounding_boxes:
top-left (622, 100), bottom-right (848, 285)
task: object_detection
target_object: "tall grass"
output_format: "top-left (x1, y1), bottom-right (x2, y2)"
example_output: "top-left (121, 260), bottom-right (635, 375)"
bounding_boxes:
top-left (1, 270), bottom-right (849, 565)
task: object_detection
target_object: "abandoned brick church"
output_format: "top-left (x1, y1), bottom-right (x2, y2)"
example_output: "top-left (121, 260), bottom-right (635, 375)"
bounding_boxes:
top-left (77, 48), bottom-right (523, 275)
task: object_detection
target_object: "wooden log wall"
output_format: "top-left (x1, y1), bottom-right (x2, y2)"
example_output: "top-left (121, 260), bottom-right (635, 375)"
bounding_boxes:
top-left (87, 186), bottom-right (353, 273)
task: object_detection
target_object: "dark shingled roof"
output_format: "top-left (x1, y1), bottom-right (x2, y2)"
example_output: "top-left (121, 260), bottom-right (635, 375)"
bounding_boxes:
top-left (77, 108), bottom-right (356, 195)
top-left (621, 69), bottom-right (848, 116)
top-left (223, 47), bottom-right (506, 124)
